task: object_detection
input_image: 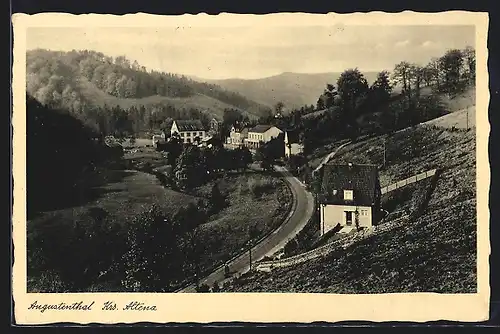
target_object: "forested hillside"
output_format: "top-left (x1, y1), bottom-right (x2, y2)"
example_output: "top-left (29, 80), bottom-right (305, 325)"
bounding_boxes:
top-left (26, 49), bottom-right (271, 135)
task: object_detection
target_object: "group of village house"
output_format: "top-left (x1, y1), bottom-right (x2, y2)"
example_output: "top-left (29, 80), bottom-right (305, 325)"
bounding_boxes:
top-left (151, 119), bottom-right (384, 237)
top-left (151, 118), bottom-right (305, 158)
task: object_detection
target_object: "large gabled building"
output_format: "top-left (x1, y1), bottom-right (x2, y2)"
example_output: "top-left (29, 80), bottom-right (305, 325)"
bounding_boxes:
top-left (244, 124), bottom-right (283, 150)
top-left (170, 120), bottom-right (207, 144)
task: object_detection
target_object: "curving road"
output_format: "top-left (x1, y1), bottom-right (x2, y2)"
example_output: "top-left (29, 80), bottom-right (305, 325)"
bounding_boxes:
top-left (178, 165), bottom-right (314, 292)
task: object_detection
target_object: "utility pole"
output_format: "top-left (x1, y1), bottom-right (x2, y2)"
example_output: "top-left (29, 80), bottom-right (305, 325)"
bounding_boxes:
top-left (383, 137), bottom-right (386, 168)
top-left (249, 247), bottom-right (252, 271)
top-left (466, 105), bottom-right (469, 131)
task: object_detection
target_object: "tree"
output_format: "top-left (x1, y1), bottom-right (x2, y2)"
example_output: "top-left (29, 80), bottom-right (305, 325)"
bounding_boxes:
top-left (316, 96), bottom-right (325, 110)
top-left (238, 147), bottom-right (253, 170)
top-left (337, 68), bottom-right (369, 113)
top-left (439, 49), bottom-right (465, 97)
top-left (255, 145), bottom-right (274, 172)
top-left (175, 145), bottom-right (204, 189)
top-left (462, 46), bottom-right (476, 84)
top-left (427, 57), bottom-right (442, 90)
top-left (392, 61), bottom-right (412, 103)
top-left (336, 68), bottom-right (369, 138)
top-left (409, 65), bottom-right (424, 100)
top-left (121, 204), bottom-right (203, 292)
top-left (370, 70), bottom-right (392, 106)
top-left (274, 101), bottom-right (285, 117)
top-left (210, 182), bottom-right (228, 213)
top-left (322, 83), bottom-right (338, 109)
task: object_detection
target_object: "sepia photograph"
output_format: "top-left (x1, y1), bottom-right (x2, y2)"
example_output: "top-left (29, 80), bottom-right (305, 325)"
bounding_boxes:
top-left (12, 11), bottom-right (490, 324)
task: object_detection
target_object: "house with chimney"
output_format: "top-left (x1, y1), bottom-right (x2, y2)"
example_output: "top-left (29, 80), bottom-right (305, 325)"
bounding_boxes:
top-left (170, 120), bottom-right (207, 144)
top-left (315, 163), bottom-right (382, 236)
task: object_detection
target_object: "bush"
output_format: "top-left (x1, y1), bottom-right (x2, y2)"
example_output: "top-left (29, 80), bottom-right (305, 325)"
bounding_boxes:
top-left (283, 213), bottom-right (320, 257)
top-left (196, 283), bottom-right (211, 293)
top-left (249, 178), bottom-right (276, 198)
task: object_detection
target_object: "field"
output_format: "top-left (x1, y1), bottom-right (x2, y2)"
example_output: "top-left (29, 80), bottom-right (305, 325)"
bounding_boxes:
top-left (422, 106), bottom-right (476, 129)
top-left (192, 173), bottom-right (293, 274)
top-left (27, 169), bottom-right (201, 230)
top-left (222, 124), bottom-right (476, 293)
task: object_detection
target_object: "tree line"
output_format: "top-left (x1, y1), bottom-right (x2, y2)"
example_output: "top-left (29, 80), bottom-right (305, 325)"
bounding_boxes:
top-left (253, 46), bottom-right (476, 156)
top-left (154, 135), bottom-right (253, 190)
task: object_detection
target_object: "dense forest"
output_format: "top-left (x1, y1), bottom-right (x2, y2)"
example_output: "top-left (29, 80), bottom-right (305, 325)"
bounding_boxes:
top-left (26, 49), bottom-right (270, 136)
top-left (26, 94), bottom-right (120, 216)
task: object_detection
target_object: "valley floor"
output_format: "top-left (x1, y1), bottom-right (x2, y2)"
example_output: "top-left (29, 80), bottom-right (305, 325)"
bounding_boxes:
top-left (27, 145), bottom-right (292, 292)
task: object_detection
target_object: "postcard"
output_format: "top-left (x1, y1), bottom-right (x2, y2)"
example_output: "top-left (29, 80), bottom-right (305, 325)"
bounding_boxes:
top-left (12, 11), bottom-right (490, 324)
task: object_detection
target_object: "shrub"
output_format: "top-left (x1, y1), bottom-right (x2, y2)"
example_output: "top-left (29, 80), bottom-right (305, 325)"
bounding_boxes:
top-left (196, 283), bottom-right (211, 292)
top-left (249, 178), bottom-right (276, 198)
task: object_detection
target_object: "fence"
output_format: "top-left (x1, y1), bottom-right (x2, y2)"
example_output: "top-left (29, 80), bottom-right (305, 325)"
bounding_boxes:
top-left (380, 169), bottom-right (437, 195)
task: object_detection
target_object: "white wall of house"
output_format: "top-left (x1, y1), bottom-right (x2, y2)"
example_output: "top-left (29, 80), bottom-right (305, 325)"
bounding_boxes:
top-left (170, 122), bottom-right (206, 144)
top-left (246, 127), bottom-right (282, 146)
top-left (285, 143), bottom-right (304, 158)
top-left (229, 131), bottom-right (243, 145)
top-left (319, 204), bottom-right (372, 236)
top-left (171, 122), bottom-right (179, 134)
top-left (177, 130), bottom-right (206, 144)
top-left (264, 127), bottom-right (283, 142)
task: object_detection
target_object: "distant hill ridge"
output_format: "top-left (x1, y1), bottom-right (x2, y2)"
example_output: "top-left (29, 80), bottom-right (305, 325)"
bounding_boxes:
top-left (200, 71), bottom-right (380, 109)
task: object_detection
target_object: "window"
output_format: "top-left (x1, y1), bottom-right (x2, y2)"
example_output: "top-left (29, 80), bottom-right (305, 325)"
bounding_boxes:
top-left (344, 190), bottom-right (354, 201)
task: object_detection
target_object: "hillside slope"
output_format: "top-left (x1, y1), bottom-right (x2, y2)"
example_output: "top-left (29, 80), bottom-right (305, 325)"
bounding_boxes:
top-left (75, 78), bottom-right (258, 121)
top-left (26, 49), bottom-right (270, 120)
top-left (223, 124), bottom-right (476, 293)
top-left (205, 71), bottom-right (379, 110)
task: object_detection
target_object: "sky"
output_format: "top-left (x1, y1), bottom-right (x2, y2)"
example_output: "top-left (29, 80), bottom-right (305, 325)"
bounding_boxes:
top-left (26, 25), bottom-right (475, 80)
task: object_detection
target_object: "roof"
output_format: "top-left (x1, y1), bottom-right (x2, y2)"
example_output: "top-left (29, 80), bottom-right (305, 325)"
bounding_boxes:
top-left (231, 123), bottom-right (246, 132)
top-left (174, 120), bottom-right (205, 132)
top-left (317, 163), bottom-right (380, 206)
top-left (285, 128), bottom-right (301, 144)
top-left (249, 124), bottom-right (279, 133)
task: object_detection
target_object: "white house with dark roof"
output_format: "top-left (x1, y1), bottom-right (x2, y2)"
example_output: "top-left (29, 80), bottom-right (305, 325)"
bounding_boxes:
top-left (171, 120), bottom-right (207, 144)
top-left (315, 163), bottom-right (382, 236)
top-left (284, 128), bottom-right (304, 158)
top-left (244, 124), bottom-right (283, 149)
top-left (226, 123), bottom-right (249, 148)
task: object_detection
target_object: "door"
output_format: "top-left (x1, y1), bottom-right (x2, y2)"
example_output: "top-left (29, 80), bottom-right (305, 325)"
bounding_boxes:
top-left (345, 211), bottom-right (353, 226)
